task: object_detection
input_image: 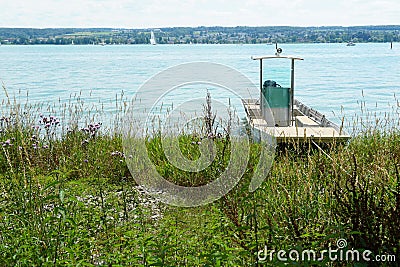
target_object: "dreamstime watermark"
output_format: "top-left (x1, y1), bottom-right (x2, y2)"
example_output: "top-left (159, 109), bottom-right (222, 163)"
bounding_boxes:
top-left (257, 238), bottom-right (396, 263)
top-left (122, 62), bottom-right (276, 207)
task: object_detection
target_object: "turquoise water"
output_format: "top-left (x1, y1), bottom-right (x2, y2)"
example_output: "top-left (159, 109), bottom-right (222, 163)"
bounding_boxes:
top-left (1, 43), bottom-right (399, 128)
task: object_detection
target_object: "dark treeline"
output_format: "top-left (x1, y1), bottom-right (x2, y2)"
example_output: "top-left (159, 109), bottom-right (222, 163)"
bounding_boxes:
top-left (0, 25), bottom-right (399, 45)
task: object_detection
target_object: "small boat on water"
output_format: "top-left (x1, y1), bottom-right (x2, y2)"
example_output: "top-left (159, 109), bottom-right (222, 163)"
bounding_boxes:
top-left (242, 46), bottom-right (350, 144)
top-left (346, 41), bottom-right (356, 46)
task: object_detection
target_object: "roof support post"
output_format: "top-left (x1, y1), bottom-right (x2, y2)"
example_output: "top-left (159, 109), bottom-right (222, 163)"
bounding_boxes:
top-left (259, 59), bottom-right (263, 104)
top-left (290, 58), bottom-right (295, 126)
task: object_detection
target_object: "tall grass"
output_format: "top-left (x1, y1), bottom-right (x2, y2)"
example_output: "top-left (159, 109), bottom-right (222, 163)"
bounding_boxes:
top-left (0, 88), bottom-right (399, 266)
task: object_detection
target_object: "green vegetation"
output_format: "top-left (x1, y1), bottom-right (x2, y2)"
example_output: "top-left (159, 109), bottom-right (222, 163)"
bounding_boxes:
top-left (0, 90), bottom-right (399, 266)
top-left (0, 25), bottom-right (399, 45)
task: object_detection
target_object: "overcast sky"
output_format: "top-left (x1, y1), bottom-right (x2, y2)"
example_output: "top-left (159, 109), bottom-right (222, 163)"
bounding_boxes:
top-left (1, 0), bottom-right (399, 28)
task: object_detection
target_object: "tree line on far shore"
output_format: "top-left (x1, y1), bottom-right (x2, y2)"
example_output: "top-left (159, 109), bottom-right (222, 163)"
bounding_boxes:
top-left (0, 25), bottom-right (399, 45)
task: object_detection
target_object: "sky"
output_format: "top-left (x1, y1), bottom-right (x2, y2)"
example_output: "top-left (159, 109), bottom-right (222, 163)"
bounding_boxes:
top-left (0, 0), bottom-right (399, 28)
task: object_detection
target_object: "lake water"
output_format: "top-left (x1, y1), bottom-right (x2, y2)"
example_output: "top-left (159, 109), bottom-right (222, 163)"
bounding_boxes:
top-left (1, 43), bottom-right (399, 131)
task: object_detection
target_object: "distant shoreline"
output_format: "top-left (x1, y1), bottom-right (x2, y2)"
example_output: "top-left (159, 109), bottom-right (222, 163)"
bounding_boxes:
top-left (1, 25), bottom-right (399, 45)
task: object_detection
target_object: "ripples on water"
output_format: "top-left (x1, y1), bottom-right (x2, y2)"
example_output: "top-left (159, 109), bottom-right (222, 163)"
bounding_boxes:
top-left (0, 43), bottom-right (399, 131)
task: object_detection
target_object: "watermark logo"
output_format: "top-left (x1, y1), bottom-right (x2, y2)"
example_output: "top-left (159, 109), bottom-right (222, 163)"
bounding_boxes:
top-left (122, 62), bottom-right (276, 207)
top-left (258, 238), bottom-right (396, 263)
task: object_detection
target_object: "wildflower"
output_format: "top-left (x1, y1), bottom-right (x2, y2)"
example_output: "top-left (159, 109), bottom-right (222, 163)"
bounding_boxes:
top-left (42, 145), bottom-right (49, 149)
top-left (2, 139), bottom-right (12, 147)
top-left (111, 151), bottom-right (124, 157)
top-left (80, 122), bottom-right (102, 138)
top-left (84, 159), bottom-right (89, 163)
top-left (39, 115), bottom-right (60, 127)
top-left (81, 139), bottom-right (89, 146)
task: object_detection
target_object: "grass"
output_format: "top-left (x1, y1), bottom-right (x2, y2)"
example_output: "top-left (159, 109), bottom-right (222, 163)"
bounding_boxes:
top-left (0, 90), bottom-right (399, 266)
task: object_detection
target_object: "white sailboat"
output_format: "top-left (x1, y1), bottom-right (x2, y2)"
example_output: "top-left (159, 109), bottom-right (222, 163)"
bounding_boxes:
top-left (150, 31), bottom-right (157, 45)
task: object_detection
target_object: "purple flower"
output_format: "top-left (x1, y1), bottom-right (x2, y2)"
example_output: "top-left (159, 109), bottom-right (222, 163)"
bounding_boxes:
top-left (2, 139), bottom-right (12, 147)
